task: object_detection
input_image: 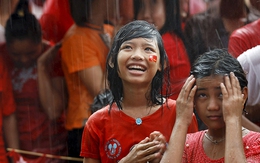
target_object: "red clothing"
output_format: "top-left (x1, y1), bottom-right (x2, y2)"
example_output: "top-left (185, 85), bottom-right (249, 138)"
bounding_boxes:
top-left (0, 43), bottom-right (67, 161)
top-left (162, 32), bottom-right (191, 100)
top-left (80, 99), bottom-right (198, 162)
top-left (228, 19), bottom-right (260, 58)
top-left (40, 0), bottom-right (73, 43)
top-left (183, 131), bottom-right (260, 162)
top-left (0, 55), bottom-right (16, 163)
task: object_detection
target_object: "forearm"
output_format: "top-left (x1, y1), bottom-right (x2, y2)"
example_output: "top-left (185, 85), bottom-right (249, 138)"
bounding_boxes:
top-left (160, 121), bottom-right (188, 163)
top-left (225, 119), bottom-right (246, 163)
top-left (78, 66), bottom-right (105, 98)
top-left (3, 114), bottom-right (19, 149)
top-left (37, 65), bottom-right (66, 120)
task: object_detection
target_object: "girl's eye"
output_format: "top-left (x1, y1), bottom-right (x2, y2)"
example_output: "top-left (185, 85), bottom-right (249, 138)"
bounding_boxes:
top-left (145, 47), bottom-right (154, 52)
top-left (120, 45), bottom-right (132, 50)
top-left (219, 93), bottom-right (223, 98)
top-left (198, 93), bottom-right (206, 98)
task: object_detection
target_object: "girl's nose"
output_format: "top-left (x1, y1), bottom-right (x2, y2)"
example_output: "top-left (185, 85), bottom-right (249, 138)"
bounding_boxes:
top-left (207, 98), bottom-right (220, 111)
top-left (131, 49), bottom-right (145, 61)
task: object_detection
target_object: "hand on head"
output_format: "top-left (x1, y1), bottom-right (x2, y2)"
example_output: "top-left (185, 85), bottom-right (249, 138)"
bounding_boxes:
top-left (221, 72), bottom-right (246, 123)
top-left (176, 75), bottom-right (197, 126)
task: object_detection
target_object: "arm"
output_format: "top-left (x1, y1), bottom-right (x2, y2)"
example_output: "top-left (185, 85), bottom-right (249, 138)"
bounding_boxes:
top-left (161, 75), bottom-right (197, 163)
top-left (37, 42), bottom-right (67, 120)
top-left (221, 72), bottom-right (247, 162)
top-left (78, 65), bottom-right (105, 99)
top-left (3, 113), bottom-right (19, 150)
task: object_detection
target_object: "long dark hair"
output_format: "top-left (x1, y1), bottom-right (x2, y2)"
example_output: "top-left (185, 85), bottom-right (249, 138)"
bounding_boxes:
top-left (106, 20), bottom-right (170, 110)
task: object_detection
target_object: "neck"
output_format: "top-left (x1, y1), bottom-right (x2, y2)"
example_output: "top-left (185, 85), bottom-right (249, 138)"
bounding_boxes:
top-left (207, 128), bottom-right (226, 139)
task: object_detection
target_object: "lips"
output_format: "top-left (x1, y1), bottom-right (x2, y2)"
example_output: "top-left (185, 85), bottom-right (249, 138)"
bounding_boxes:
top-left (208, 115), bottom-right (222, 120)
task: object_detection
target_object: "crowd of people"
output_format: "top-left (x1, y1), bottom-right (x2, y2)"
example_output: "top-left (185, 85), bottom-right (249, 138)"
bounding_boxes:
top-left (0, 0), bottom-right (260, 162)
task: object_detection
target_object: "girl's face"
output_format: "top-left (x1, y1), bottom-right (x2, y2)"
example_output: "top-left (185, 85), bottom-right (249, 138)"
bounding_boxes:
top-left (7, 39), bottom-right (42, 68)
top-left (117, 37), bottom-right (161, 87)
top-left (194, 75), bottom-right (226, 130)
top-left (136, 0), bottom-right (166, 31)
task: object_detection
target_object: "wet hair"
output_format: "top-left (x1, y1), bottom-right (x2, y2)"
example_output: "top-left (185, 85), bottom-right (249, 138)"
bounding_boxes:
top-left (191, 49), bottom-right (247, 90)
top-left (106, 20), bottom-right (170, 110)
top-left (5, 0), bottom-right (42, 44)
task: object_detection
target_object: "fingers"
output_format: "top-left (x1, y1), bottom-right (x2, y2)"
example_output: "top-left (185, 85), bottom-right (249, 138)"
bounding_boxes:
top-left (178, 75), bottom-right (196, 99)
top-left (221, 72), bottom-right (242, 97)
top-left (149, 131), bottom-right (166, 143)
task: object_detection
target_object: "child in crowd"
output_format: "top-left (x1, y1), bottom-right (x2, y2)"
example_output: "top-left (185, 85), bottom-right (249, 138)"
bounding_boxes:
top-left (80, 20), bottom-right (198, 162)
top-left (1, 1), bottom-right (67, 162)
top-left (161, 49), bottom-right (260, 162)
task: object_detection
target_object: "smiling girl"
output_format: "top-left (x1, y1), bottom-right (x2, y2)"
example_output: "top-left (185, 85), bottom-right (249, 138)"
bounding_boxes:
top-left (80, 20), bottom-right (198, 163)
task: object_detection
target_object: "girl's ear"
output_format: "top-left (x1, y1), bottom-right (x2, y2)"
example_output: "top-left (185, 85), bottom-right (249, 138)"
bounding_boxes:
top-left (109, 62), bottom-right (114, 68)
top-left (242, 87), bottom-right (248, 106)
top-left (108, 58), bottom-right (114, 68)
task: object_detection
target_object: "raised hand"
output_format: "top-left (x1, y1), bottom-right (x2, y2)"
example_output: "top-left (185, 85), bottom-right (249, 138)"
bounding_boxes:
top-left (176, 75), bottom-right (197, 126)
top-left (220, 72), bottom-right (245, 123)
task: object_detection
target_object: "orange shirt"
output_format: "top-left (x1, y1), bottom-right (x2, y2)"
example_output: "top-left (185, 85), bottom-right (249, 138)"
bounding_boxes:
top-left (61, 24), bottom-right (111, 130)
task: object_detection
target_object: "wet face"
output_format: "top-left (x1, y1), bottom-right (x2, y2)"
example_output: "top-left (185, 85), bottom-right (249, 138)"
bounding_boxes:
top-left (117, 37), bottom-right (161, 87)
top-left (136, 0), bottom-right (166, 31)
top-left (194, 75), bottom-right (226, 129)
top-left (7, 39), bottom-right (42, 68)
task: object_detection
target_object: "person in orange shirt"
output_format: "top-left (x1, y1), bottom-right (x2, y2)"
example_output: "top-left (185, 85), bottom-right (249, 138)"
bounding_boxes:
top-left (61, 0), bottom-right (117, 161)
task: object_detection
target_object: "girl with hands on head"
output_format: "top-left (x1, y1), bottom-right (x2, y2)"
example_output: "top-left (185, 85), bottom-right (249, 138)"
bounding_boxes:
top-left (161, 49), bottom-right (260, 163)
top-left (80, 20), bottom-right (198, 163)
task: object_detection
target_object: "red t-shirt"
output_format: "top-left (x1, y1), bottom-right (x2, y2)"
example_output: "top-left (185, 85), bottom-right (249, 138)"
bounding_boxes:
top-left (228, 19), bottom-right (260, 58)
top-left (80, 99), bottom-right (198, 162)
top-left (162, 32), bottom-right (191, 100)
top-left (183, 131), bottom-right (260, 162)
top-left (0, 54), bottom-right (16, 163)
